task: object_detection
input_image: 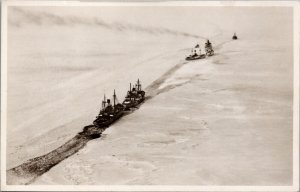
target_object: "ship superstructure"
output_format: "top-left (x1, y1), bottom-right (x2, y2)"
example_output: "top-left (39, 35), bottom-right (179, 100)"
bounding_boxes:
top-left (185, 40), bottom-right (214, 60)
top-left (205, 40), bottom-right (214, 56)
top-left (93, 79), bottom-right (145, 127)
top-left (186, 44), bottom-right (206, 60)
top-left (93, 90), bottom-right (125, 127)
top-left (122, 79), bottom-right (145, 110)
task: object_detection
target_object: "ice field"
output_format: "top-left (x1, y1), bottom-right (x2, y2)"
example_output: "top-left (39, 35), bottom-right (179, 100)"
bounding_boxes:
top-left (6, 6), bottom-right (293, 185)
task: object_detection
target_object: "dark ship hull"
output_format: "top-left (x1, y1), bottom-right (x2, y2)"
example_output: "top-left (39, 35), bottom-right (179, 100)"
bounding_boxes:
top-left (93, 90), bottom-right (125, 128)
top-left (206, 50), bottom-right (214, 56)
top-left (123, 80), bottom-right (145, 110)
top-left (205, 40), bottom-right (214, 57)
top-left (92, 79), bottom-right (145, 129)
top-left (93, 111), bottom-right (124, 128)
top-left (232, 33), bottom-right (238, 40)
top-left (123, 98), bottom-right (145, 110)
top-left (185, 54), bottom-right (206, 61)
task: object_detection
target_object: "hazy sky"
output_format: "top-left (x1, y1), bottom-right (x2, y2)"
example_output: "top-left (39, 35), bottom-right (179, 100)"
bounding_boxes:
top-left (8, 6), bottom-right (293, 40)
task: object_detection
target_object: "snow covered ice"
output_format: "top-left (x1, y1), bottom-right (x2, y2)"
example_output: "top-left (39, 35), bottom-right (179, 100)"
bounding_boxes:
top-left (6, 6), bottom-right (294, 185)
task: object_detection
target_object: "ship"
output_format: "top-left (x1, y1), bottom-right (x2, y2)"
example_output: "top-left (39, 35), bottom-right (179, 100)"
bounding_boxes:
top-left (232, 32), bottom-right (238, 40)
top-left (122, 79), bottom-right (145, 110)
top-left (205, 40), bottom-right (214, 56)
top-left (185, 44), bottom-right (206, 61)
top-left (93, 90), bottom-right (125, 128)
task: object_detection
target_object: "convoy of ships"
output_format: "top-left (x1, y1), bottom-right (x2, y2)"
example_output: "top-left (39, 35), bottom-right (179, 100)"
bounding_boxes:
top-left (186, 39), bottom-right (214, 61)
top-left (185, 33), bottom-right (238, 61)
top-left (92, 79), bottom-right (145, 128)
top-left (91, 40), bottom-right (215, 129)
top-left (86, 34), bottom-right (238, 135)
top-left (92, 39), bottom-right (215, 129)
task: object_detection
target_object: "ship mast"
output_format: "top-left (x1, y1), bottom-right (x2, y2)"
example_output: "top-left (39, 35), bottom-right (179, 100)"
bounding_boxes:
top-left (113, 89), bottom-right (116, 107)
top-left (102, 94), bottom-right (106, 109)
top-left (137, 79), bottom-right (140, 91)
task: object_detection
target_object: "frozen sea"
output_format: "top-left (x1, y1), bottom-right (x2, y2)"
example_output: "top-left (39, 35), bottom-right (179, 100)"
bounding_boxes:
top-left (6, 6), bottom-right (294, 185)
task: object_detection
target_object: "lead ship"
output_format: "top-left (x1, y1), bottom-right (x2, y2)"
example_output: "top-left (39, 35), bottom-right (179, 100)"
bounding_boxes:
top-left (122, 79), bottom-right (145, 110)
top-left (93, 90), bottom-right (125, 127)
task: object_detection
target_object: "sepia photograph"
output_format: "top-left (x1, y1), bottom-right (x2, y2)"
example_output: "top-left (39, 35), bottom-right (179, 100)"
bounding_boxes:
top-left (1, 1), bottom-right (299, 191)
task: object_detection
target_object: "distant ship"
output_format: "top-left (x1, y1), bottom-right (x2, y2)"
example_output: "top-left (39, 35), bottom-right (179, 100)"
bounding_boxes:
top-left (185, 44), bottom-right (206, 61)
top-left (232, 32), bottom-right (238, 40)
top-left (93, 90), bottom-right (125, 127)
top-left (122, 79), bottom-right (145, 110)
top-left (205, 40), bottom-right (214, 56)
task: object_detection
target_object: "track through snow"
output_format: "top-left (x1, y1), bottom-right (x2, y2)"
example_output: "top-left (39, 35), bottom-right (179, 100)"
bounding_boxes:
top-left (6, 50), bottom-right (203, 185)
top-left (6, 35), bottom-right (243, 185)
top-left (7, 134), bottom-right (91, 184)
top-left (6, 7), bottom-right (294, 186)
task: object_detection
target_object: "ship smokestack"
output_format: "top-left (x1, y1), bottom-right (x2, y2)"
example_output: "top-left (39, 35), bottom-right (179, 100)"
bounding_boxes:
top-left (107, 99), bottom-right (110, 105)
top-left (130, 83), bottom-right (132, 91)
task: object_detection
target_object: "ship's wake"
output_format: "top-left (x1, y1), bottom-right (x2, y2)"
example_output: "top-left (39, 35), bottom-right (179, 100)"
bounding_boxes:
top-left (7, 134), bottom-right (91, 185)
top-left (6, 57), bottom-right (192, 185)
top-left (145, 61), bottom-right (189, 97)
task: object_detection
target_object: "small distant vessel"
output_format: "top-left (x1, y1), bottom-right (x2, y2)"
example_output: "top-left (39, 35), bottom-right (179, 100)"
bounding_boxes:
top-left (232, 32), bottom-right (238, 40)
top-left (205, 40), bottom-right (214, 56)
top-left (122, 79), bottom-right (145, 110)
top-left (93, 90), bottom-right (124, 127)
top-left (185, 44), bottom-right (206, 61)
